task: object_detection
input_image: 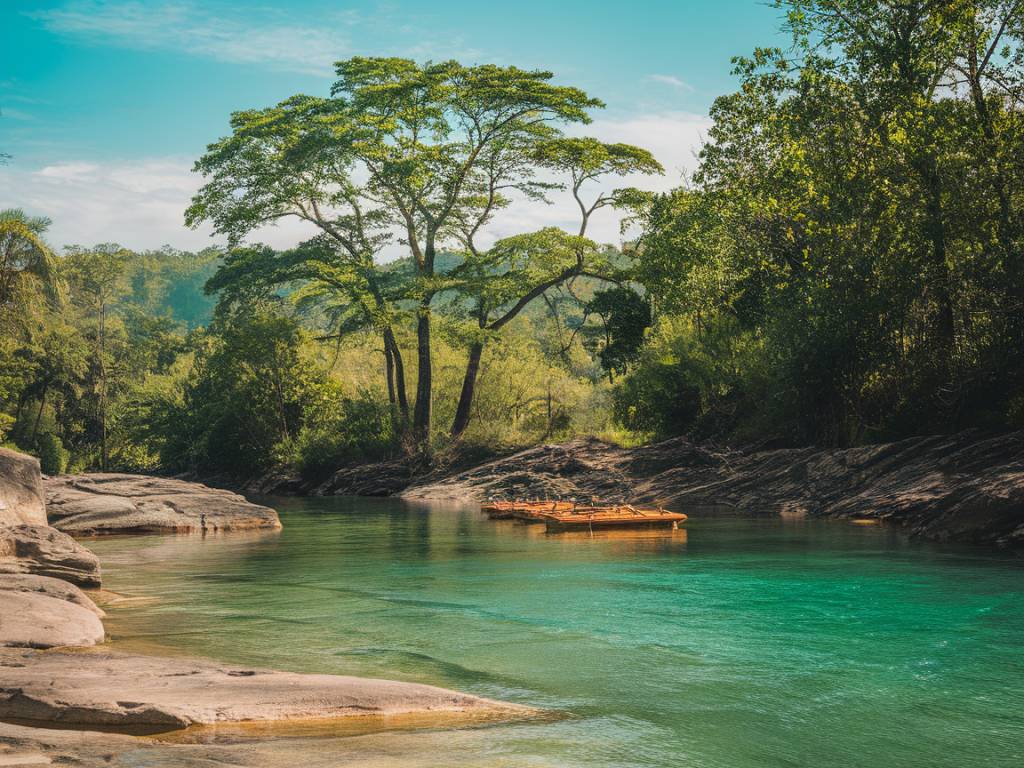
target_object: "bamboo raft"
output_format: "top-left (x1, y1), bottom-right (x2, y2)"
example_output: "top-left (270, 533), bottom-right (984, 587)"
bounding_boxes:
top-left (541, 505), bottom-right (687, 532)
top-left (481, 500), bottom-right (687, 532)
top-left (480, 500), bottom-right (575, 521)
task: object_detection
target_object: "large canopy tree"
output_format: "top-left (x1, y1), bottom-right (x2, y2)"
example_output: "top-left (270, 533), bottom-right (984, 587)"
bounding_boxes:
top-left (625, 0), bottom-right (1024, 444)
top-left (446, 137), bottom-right (661, 437)
top-left (189, 57), bottom-right (660, 449)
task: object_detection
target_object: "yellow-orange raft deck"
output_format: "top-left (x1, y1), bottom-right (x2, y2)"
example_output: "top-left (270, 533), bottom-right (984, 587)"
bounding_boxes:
top-left (481, 501), bottom-right (576, 521)
top-left (481, 501), bottom-right (687, 532)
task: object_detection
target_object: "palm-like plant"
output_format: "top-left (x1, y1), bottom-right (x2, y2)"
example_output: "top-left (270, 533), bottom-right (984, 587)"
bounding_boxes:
top-left (0, 208), bottom-right (63, 314)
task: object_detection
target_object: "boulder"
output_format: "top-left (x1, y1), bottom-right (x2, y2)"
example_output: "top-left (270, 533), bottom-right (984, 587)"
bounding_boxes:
top-left (0, 573), bottom-right (104, 616)
top-left (0, 447), bottom-right (47, 527)
top-left (45, 473), bottom-right (281, 535)
top-left (0, 524), bottom-right (102, 588)
top-left (0, 592), bottom-right (105, 648)
top-left (0, 650), bottom-right (523, 735)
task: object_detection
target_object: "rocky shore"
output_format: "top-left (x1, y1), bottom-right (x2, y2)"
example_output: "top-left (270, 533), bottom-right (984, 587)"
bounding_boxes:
top-left (0, 447), bottom-right (519, 763)
top-left (308, 430), bottom-right (1024, 547)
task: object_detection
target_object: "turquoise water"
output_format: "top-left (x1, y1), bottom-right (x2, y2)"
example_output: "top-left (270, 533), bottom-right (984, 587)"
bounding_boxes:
top-left (89, 497), bottom-right (1024, 767)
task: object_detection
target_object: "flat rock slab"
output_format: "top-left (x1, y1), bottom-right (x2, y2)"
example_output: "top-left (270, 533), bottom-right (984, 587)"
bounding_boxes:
top-left (44, 474), bottom-right (281, 536)
top-left (0, 650), bottom-right (519, 735)
top-left (0, 592), bottom-right (105, 649)
top-left (0, 525), bottom-right (101, 588)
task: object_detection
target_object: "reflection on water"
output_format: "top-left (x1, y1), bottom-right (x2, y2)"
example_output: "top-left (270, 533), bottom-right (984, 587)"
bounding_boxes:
top-left (87, 497), bottom-right (1024, 768)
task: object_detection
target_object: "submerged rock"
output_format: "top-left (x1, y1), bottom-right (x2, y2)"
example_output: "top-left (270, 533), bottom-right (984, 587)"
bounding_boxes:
top-left (0, 650), bottom-right (522, 735)
top-left (45, 473), bottom-right (282, 535)
top-left (0, 448), bottom-right (47, 527)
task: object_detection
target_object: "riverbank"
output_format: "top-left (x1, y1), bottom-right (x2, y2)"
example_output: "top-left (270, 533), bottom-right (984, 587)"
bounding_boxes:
top-left (0, 449), bottom-right (525, 763)
top-left (285, 430), bottom-right (1024, 547)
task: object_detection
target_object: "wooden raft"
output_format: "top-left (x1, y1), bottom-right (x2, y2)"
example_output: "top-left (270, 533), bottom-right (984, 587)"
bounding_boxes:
top-left (481, 501), bottom-right (687, 532)
top-left (541, 505), bottom-right (687, 532)
top-left (480, 501), bottom-right (575, 521)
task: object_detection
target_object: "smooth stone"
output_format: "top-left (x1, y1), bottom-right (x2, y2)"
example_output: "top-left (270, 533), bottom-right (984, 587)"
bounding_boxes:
top-left (0, 449), bottom-right (46, 528)
top-left (45, 474), bottom-right (281, 536)
top-left (0, 574), bottom-right (103, 617)
top-left (0, 650), bottom-right (523, 735)
top-left (0, 592), bottom-right (105, 648)
top-left (0, 525), bottom-right (101, 588)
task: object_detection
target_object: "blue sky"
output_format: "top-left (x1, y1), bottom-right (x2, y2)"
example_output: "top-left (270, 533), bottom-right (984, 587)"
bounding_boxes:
top-left (1, 0), bottom-right (787, 250)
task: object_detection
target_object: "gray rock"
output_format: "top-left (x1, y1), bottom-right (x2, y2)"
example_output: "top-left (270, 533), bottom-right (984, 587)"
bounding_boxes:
top-left (45, 474), bottom-right (281, 535)
top-left (0, 448), bottom-right (47, 528)
top-left (0, 650), bottom-right (523, 734)
top-left (0, 591), bottom-right (105, 648)
top-left (0, 524), bottom-right (102, 588)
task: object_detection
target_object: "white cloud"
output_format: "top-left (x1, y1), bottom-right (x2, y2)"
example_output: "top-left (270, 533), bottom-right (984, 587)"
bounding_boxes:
top-left (29, 1), bottom-right (352, 76)
top-left (1, 158), bottom-right (316, 251)
top-left (0, 113), bottom-right (711, 255)
top-left (35, 162), bottom-right (100, 181)
top-left (646, 74), bottom-right (694, 91)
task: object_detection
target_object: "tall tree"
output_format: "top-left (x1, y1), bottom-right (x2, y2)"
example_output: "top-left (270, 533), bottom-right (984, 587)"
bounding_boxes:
top-left (446, 136), bottom-right (661, 438)
top-left (189, 57), bottom-right (655, 449)
top-left (64, 245), bottom-right (131, 470)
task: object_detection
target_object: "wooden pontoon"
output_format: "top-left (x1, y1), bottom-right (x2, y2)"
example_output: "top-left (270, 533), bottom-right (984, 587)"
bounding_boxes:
top-left (540, 505), bottom-right (687, 533)
top-left (481, 500), bottom-right (575, 520)
top-left (482, 499), bottom-right (687, 532)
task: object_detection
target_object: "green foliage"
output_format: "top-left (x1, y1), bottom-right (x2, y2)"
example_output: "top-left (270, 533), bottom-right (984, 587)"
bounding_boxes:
top-left (36, 432), bottom-right (69, 475)
top-left (583, 287), bottom-right (651, 377)
top-left (283, 394), bottom-right (395, 480)
top-left (189, 56), bottom-right (659, 446)
top-left (13, 24), bottom-right (1024, 479)
top-left (621, 0), bottom-right (1024, 446)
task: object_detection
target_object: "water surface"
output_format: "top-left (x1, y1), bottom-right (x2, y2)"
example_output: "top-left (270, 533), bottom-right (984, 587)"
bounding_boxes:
top-left (89, 498), bottom-right (1024, 767)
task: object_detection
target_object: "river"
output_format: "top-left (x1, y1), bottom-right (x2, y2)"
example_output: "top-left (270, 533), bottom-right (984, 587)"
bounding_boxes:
top-left (87, 496), bottom-right (1024, 768)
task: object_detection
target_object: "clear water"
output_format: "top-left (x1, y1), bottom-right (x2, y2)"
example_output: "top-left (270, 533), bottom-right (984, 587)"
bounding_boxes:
top-left (87, 497), bottom-right (1024, 768)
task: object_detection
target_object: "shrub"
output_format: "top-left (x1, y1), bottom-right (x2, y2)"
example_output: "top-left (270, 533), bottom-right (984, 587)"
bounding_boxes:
top-left (288, 394), bottom-right (396, 480)
top-left (36, 432), bottom-right (69, 475)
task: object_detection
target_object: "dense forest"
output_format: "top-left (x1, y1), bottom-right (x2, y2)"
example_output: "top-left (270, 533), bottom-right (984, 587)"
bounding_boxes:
top-left (3, 0), bottom-right (1023, 479)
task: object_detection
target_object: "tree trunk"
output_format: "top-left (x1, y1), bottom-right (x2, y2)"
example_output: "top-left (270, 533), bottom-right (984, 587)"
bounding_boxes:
top-left (98, 302), bottom-right (108, 471)
top-left (384, 336), bottom-right (396, 407)
top-left (917, 153), bottom-right (955, 353)
top-left (451, 341), bottom-right (484, 439)
top-left (384, 327), bottom-right (409, 424)
top-left (412, 303), bottom-right (432, 447)
top-left (31, 385), bottom-right (47, 443)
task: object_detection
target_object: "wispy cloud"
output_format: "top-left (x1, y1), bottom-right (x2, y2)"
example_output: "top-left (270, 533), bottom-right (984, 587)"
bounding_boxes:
top-left (28, 1), bottom-right (354, 76)
top-left (1, 157), bottom-right (316, 251)
top-left (28, 1), bottom-right (490, 77)
top-left (646, 74), bottom-right (694, 91)
top-left (0, 107), bottom-right (35, 121)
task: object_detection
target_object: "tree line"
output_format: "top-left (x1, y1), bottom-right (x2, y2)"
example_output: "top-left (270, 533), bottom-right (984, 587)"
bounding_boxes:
top-left (621, 0), bottom-right (1024, 445)
top-left (3, 0), bottom-right (1023, 478)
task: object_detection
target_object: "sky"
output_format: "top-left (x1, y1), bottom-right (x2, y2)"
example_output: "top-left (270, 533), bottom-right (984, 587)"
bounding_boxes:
top-left (0, 0), bottom-right (788, 253)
